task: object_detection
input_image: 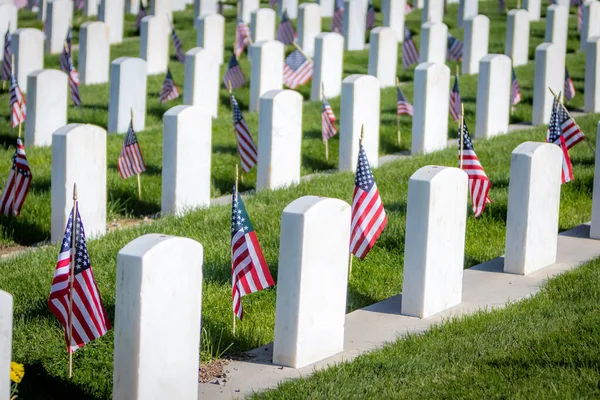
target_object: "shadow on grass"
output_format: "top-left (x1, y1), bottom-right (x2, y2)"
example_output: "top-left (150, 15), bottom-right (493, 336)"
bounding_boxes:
top-left (0, 216), bottom-right (49, 245)
top-left (301, 152), bottom-right (335, 172)
top-left (0, 132), bottom-right (17, 150)
top-left (109, 187), bottom-right (161, 217)
top-left (17, 362), bottom-right (105, 400)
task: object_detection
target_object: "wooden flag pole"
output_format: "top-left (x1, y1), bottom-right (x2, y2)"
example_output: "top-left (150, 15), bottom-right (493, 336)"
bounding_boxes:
top-left (67, 183), bottom-right (78, 378)
top-left (130, 108), bottom-right (142, 200)
top-left (292, 42), bottom-right (313, 62)
top-left (459, 103), bottom-right (464, 170)
top-left (349, 125), bottom-right (366, 278)
top-left (548, 87), bottom-right (596, 154)
top-left (233, 164), bottom-right (239, 336)
top-left (322, 82), bottom-right (329, 161)
top-left (396, 76), bottom-right (401, 146)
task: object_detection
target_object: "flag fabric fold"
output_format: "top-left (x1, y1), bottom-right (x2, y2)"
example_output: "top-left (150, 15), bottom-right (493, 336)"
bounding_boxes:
top-left (366, 0), bottom-right (376, 30)
top-left (321, 96), bottom-right (337, 141)
top-left (350, 142), bottom-right (387, 260)
top-left (331, 0), bottom-right (344, 33)
top-left (458, 122), bottom-right (491, 218)
top-left (1, 29), bottom-right (11, 83)
top-left (276, 10), bottom-right (296, 45)
top-left (283, 49), bottom-right (313, 89)
top-left (402, 27), bottom-right (419, 68)
top-left (230, 93), bottom-right (258, 172)
top-left (235, 19), bottom-right (251, 58)
top-left (59, 27), bottom-right (72, 73)
top-left (446, 33), bottom-right (464, 61)
top-left (0, 138), bottom-right (32, 216)
top-left (9, 73), bottom-right (26, 128)
top-left (231, 190), bottom-right (274, 320)
top-left (564, 67), bottom-right (576, 102)
top-left (117, 121), bottom-right (146, 179)
top-left (136, 2), bottom-right (148, 31)
top-left (171, 28), bottom-right (185, 63)
top-left (511, 68), bottom-right (522, 110)
top-left (449, 73), bottom-right (461, 123)
top-left (67, 54), bottom-right (81, 107)
top-left (547, 97), bottom-right (575, 184)
top-left (397, 86), bottom-right (414, 116)
top-left (48, 208), bottom-right (111, 352)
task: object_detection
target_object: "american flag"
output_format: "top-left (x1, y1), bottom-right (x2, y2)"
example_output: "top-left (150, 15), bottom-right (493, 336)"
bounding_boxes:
top-left (159, 69), bottom-right (181, 103)
top-left (366, 0), bottom-right (376, 30)
top-left (60, 28), bottom-right (73, 72)
top-left (511, 68), bottom-right (522, 109)
top-left (350, 142), bottom-right (387, 259)
top-left (458, 122), bottom-right (491, 218)
top-left (555, 100), bottom-right (585, 150)
top-left (9, 73), bottom-right (26, 128)
top-left (74, 0), bottom-right (85, 10)
top-left (564, 68), bottom-right (576, 102)
top-left (397, 86), bottom-right (414, 116)
top-left (223, 53), bottom-right (246, 89)
top-left (231, 94), bottom-right (258, 172)
top-left (0, 138), bottom-right (32, 217)
top-left (136, 1), bottom-right (148, 31)
top-left (231, 189), bottom-right (274, 320)
top-left (322, 96), bottom-right (337, 141)
top-left (331, 0), bottom-right (344, 33)
top-left (283, 49), bottom-right (313, 89)
top-left (547, 97), bottom-right (574, 183)
top-left (449, 73), bottom-right (461, 122)
top-left (447, 33), bottom-right (463, 61)
top-left (405, 2), bottom-right (413, 13)
top-left (402, 27), bottom-right (419, 68)
top-left (13, 0), bottom-right (28, 8)
top-left (117, 121), bottom-right (146, 179)
top-left (234, 19), bottom-right (251, 58)
top-left (276, 10), bottom-right (296, 45)
top-left (48, 207), bottom-right (110, 352)
top-left (1, 29), bottom-right (11, 83)
top-left (171, 28), bottom-right (185, 63)
top-left (67, 55), bottom-right (81, 107)
top-left (499, 0), bottom-right (505, 12)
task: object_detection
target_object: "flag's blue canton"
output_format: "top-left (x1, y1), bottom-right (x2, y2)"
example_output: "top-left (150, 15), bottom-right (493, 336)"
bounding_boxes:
top-left (452, 76), bottom-right (459, 93)
top-left (231, 95), bottom-right (244, 124)
top-left (12, 152), bottom-right (30, 177)
top-left (285, 51), bottom-right (307, 72)
top-left (404, 27), bottom-right (412, 40)
top-left (61, 210), bottom-right (91, 275)
top-left (124, 123), bottom-right (139, 146)
top-left (397, 87), bottom-right (408, 102)
top-left (322, 98), bottom-right (331, 112)
top-left (458, 123), bottom-right (474, 151)
top-left (281, 10), bottom-right (290, 22)
top-left (228, 54), bottom-right (240, 68)
top-left (231, 188), bottom-right (254, 235)
top-left (548, 99), bottom-right (562, 144)
top-left (355, 144), bottom-right (375, 191)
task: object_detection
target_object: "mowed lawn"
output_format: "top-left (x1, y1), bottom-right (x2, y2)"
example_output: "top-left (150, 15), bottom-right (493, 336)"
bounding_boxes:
top-left (1, 1), bottom-right (599, 399)
top-left (0, 0), bottom-right (588, 246)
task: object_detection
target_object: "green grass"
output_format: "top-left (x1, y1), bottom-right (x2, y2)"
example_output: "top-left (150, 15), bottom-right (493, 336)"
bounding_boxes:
top-left (256, 255), bottom-right (600, 399)
top-left (0, 0), bottom-right (588, 246)
top-left (2, 1), bottom-right (600, 399)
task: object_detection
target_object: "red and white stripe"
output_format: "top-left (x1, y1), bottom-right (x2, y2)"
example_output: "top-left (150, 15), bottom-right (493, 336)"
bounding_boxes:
top-left (511, 79), bottom-right (522, 107)
top-left (235, 119), bottom-right (258, 173)
top-left (350, 184), bottom-right (387, 259)
top-left (235, 22), bottom-right (251, 57)
top-left (460, 150), bottom-right (491, 218)
top-left (0, 138), bottom-right (31, 216)
top-left (561, 117), bottom-right (584, 150)
top-left (397, 101), bottom-right (414, 116)
top-left (9, 75), bottom-right (26, 128)
top-left (118, 143), bottom-right (145, 179)
top-left (402, 40), bottom-right (419, 68)
top-left (555, 135), bottom-right (574, 183)
top-left (283, 59), bottom-right (313, 89)
top-left (449, 92), bottom-right (461, 122)
top-left (68, 65), bottom-right (81, 107)
top-left (322, 102), bottom-right (337, 141)
top-left (1, 31), bottom-right (11, 82)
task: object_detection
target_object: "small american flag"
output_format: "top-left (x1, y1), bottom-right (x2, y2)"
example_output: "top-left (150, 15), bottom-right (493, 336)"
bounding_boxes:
top-left (0, 138), bottom-right (32, 217)
top-left (564, 67), bottom-right (576, 102)
top-left (322, 96), bottom-right (337, 141)
top-left (13, 0), bottom-right (28, 8)
top-left (171, 28), bottom-right (185, 63)
top-left (136, 1), bottom-right (148, 31)
top-left (276, 10), bottom-right (296, 45)
top-left (577, 0), bottom-right (583, 32)
top-left (511, 68), bottom-right (522, 109)
top-left (67, 55), bottom-right (81, 107)
top-left (283, 49), bottom-right (313, 89)
top-left (459, 122), bottom-right (491, 218)
top-left (447, 33), bottom-right (463, 61)
top-left (555, 100), bottom-right (585, 150)
top-left (366, 0), bottom-right (376, 30)
top-left (547, 97), bottom-right (574, 183)
top-left (74, 0), bottom-right (85, 10)
top-left (397, 86), bottom-right (414, 116)
top-left (234, 19), bottom-right (251, 58)
top-left (48, 207), bottom-right (110, 352)
top-left (159, 69), bottom-right (181, 103)
top-left (405, 2), bottom-right (413, 13)
top-left (499, 0), bottom-right (506, 12)
top-left (231, 93), bottom-right (258, 172)
top-left (9, 73), bottom-right (26, 128)
top-left (402, 27), bottom-right (419, 68)
top-left (117, 121), bottom-right (146, 179)
top-left (350, 141), bottom-right (387, 259)
top-left (449, 73), bottom-right (461, 123)
top-left (224, 53), bottom-right (246, 89)
top-left (1, 29), bottom-right (11, 82)
top-left (331, 0), bottom-right (344, 33)
top-left (60, 28), bottom-right (73, 72)
top-left (231, 189), bottom-right (274, 320)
